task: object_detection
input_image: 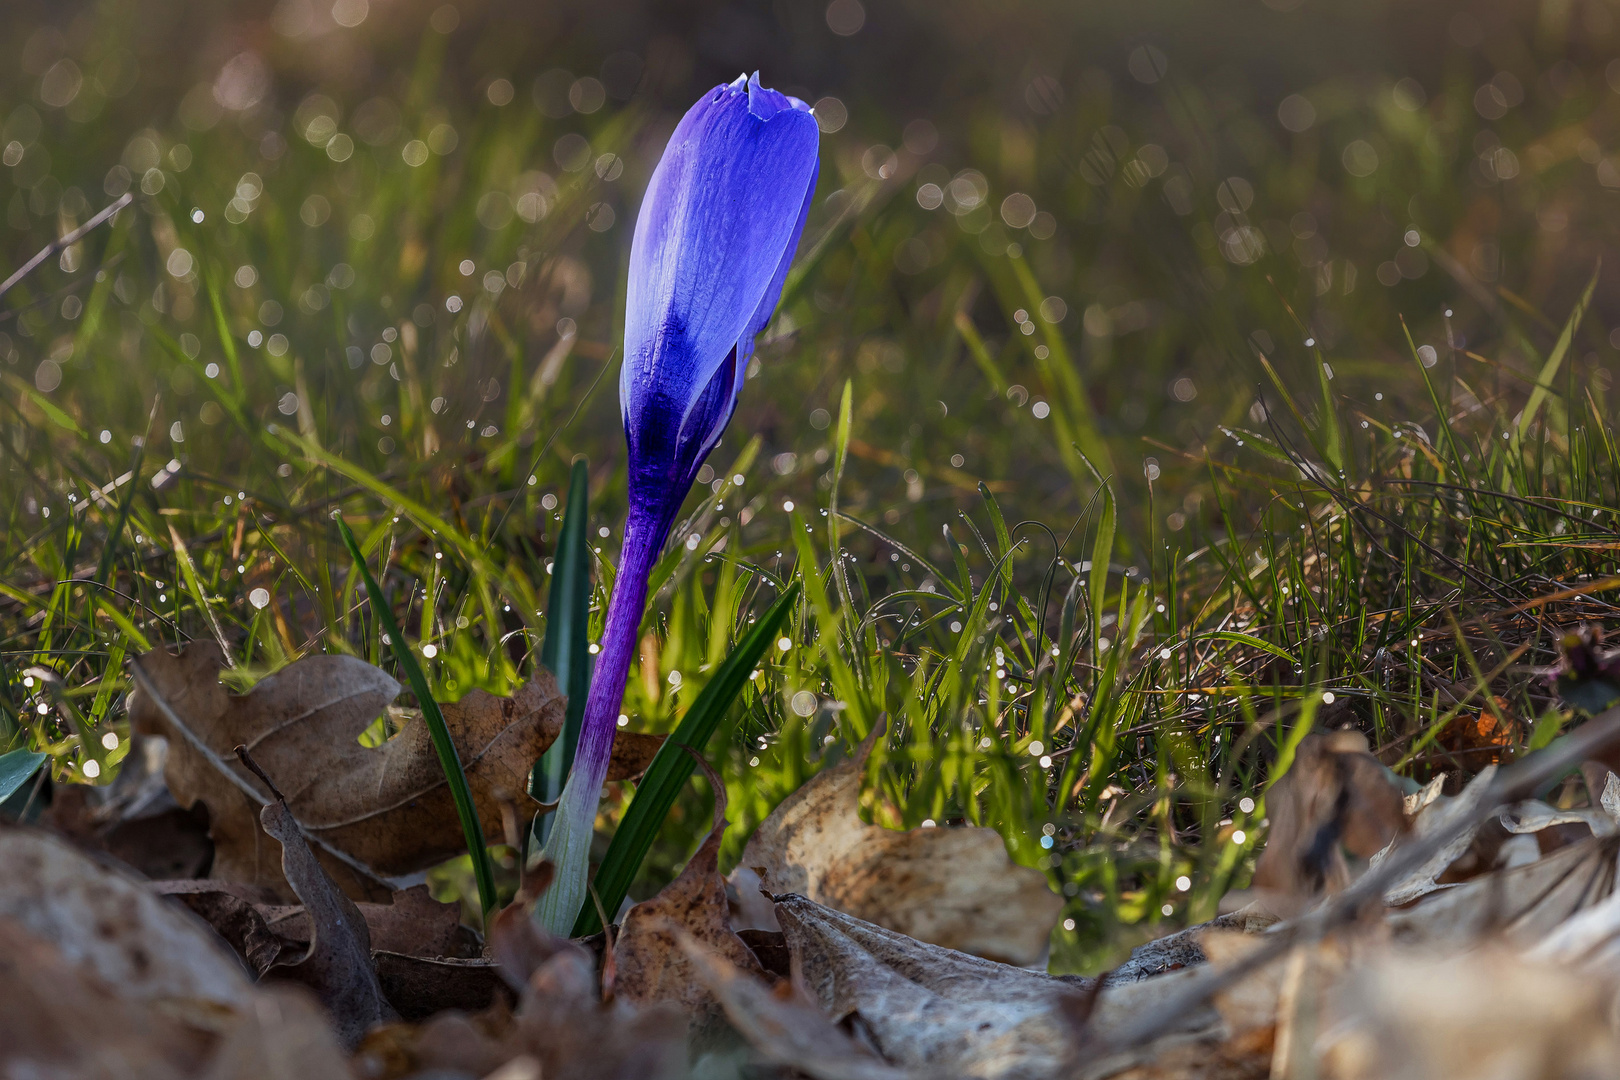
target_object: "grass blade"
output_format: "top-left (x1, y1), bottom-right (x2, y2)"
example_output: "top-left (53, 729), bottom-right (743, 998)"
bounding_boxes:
top-left (573, 582), bottom-right (801, 937)
top-left (1513, 261), bottom-right (1598, 455)
top-left (336, 514), bottom-right (497, 918)
top-left (530, 459), bottom-right (593, 847)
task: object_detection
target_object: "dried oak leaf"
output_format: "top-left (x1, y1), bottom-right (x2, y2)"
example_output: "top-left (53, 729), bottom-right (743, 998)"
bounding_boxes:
top-left (246, 750), bottom-right (399, 1049)
top-left (614, 749), bottom-right (765, 1015)
top-left (0, 826), bottom-right (256, 1020)
top-left (1250, 731), bottom-right (1407, 913)
top-left (737, 721), bottom-right (1063, 965)
top-left (128, 640), bottom-right (565, 899)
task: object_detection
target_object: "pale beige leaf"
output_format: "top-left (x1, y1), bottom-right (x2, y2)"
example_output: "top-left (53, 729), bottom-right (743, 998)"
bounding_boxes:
top-left (0, 826), bottom-right (255, 1017)
top-left (738, 723), bottom-right (1062, 966)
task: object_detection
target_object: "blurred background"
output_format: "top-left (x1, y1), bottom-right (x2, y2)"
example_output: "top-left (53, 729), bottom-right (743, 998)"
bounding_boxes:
top-left (3, 0), bottom-right (1615, 532)
top-left (5, 0), bottom-right (1620, 967)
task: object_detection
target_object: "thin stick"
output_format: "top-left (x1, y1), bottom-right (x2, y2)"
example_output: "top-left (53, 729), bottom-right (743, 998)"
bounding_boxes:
top-left (0, 192), bottom-right (133, 301)
top-left (1106, 703), bottom-right (1620, 1049)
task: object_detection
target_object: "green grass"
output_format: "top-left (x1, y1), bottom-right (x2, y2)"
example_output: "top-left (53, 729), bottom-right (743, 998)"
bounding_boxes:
top-left (4, 0), bottom-right (1620, 972)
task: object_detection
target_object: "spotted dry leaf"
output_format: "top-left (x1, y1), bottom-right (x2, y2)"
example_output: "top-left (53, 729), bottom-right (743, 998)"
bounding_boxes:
top-left (128, 640), bottom-right (565, 899)
top-left (613, 750), bottom-right (765, 1014)
top-left (737, 721), bottom-right (1063, 965)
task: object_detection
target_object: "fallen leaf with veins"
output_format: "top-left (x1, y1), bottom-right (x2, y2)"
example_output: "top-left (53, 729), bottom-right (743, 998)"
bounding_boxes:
top-left (242, 749), bottom-right (398, 1048)
top-left (613, 749), bottom-right (765, 1015)
top-left (737, 721), bottom-right (1063, 966)
top-left (0, 827), bottom-right (256, 1019)
top-left (773, 893), bottom-right (1092, 1079)
top-left (1250, 731), bottom-right (1408, 913)
top-left (128, 640), bottom-right (565, 899)
top-left (678, 930), bottom-right (911, 1080)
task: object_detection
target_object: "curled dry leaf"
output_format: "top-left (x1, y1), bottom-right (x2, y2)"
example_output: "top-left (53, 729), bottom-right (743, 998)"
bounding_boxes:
top-left (738, 720), bottom-right (1063, 965)
top-left (613, 748), bottom-right (765, 1015)
top-left (128, 641), bottom-right (565, 899)
top-left (1250, 731), bottom-right (1408, 913)
top-left (154, 881), bottom-right (290, 975)
top-left (242, 749), bottom-right (398, 1048)
top-left (774, 893), bottom-right (1091, 1080)
top-left (677, 929), bottom-right (911, 1080)
top-left (0, 826), bottom-right (255, 1019)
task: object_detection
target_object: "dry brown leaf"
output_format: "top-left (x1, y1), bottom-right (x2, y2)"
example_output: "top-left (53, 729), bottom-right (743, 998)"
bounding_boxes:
top-left (0, 915), bottom-right (212, 1080)
top-left (356, 949), bottom-right (688, 1080)
top-left (0, 826), bottom-right (256, 1019)
top-left (505, 949), bottom-right (688, 1080)
top-left (243, 750), bottom-right (398, 1048)
top-left (260, 883), bottom-right (473, 958)
top-left (195, 985), bottom-right (353, 1080)
top-left (154, 881), bottom-right (291, 975)
top-left (372, 952), bottom-right (513, 1020)
top-left (1250, 731), bottom-right (1407, 913)
top-left (613, 749), bottom-right (765, 1015)
top-left (488, 863), bottom-right (585, 994)
top-left (128, 640), bottom-right (564, 899)
top-left (605, 730), bottom-right (666, 781)
top-left (1320, 950), bottom-right (1620, 1080)
top-left (678, 929), bottom-right (911, 1080)
top-left (738, 721), bottom-right (1063, 965)
top-left (774, 893), bottom-right (1089, 1079)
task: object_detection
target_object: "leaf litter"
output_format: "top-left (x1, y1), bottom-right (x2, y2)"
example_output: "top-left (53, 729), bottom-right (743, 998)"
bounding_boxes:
top-left (17, 645), bottom-right (1620, 1078)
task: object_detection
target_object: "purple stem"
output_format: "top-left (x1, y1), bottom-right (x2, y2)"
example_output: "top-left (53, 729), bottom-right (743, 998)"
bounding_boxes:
top-left (534, 498), bottom-right (673, 931)
top-left (572, 504), bottom-right (668, 792)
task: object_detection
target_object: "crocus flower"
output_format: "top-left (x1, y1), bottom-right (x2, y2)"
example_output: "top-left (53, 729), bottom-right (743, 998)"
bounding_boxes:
top-left (536, 72), bottom-right (820, 932)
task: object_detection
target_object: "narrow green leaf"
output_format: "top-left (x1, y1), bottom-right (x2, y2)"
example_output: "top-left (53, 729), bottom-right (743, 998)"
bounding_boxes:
top-left (0, 747), bottom-right (46, 803)
top-left (1196, 631), bottom-right (1299, 667)
top-left (573, 582), bottom-right (801, 937)
top-left (1514, 261), bottom-right (1599, 455)
top-left (531, 459), bottom-right (592, 848)
top-left (336, 515), bottom-right (497, 918)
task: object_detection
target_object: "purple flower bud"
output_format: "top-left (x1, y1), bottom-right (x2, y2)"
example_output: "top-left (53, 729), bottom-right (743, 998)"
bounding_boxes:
top-left (536, 73), bottom-right (819, 932)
